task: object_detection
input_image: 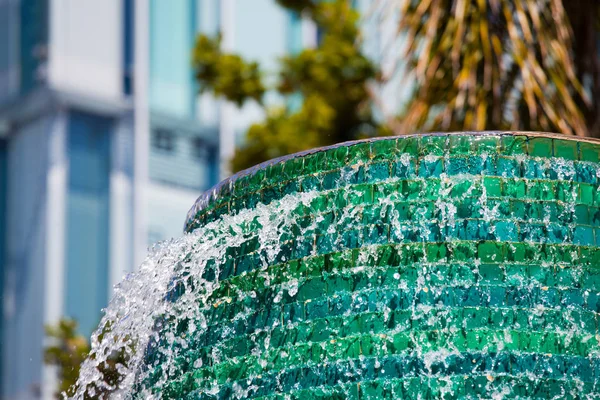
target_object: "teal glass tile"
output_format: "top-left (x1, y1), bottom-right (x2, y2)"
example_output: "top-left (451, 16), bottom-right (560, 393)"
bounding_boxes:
top-left (575, 163), bottom-right (597, 184)
top-left (262, 186), bottom-right (280, 205)
top-left (281, 180), bottom-right (300, 196)
top-left (301, 175), bottom-right (322, 192)
top-left (497, 156), bottom-right (522, 178)
top-left (392, 159), bottom-right (416, 178)
top-left (575, 204), bottom-right (590, 224)
top-left (547, 224), bottom-right (569, 243)
top-left (574, 226), bottom-right (595, 246)
top-left (524, 159), bottom-right (547, 179)
top-left (321, 170), bottom-right (340, 190)
top-left (493, 221), bottom-right (518, 241)
top-left (482, 154), bottom-right (498, 175)
top-left (367, 162), bottom-right (391, 181)
top-left (446, 157), bottom-right (469, 175)
top-left (418, 157), bottom-right (443, 178)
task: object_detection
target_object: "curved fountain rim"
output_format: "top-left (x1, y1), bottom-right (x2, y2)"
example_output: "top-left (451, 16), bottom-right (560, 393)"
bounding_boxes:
top-left (185, 130), bottom-right (600, 225)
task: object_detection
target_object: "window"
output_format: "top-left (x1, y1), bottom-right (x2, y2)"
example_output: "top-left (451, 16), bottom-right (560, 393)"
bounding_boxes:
top-left (152, 129), bottom-right (175, 152)
top-left (123, 0), bottom-right (134, 95)
top-left (66, 111), bottom-right (111, 337)
top-left (191, 137), bottom-right (210, 161)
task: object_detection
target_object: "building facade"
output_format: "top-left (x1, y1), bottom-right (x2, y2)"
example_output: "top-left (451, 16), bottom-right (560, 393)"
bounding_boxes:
top-left (0, 0), bottom-right (316, 399)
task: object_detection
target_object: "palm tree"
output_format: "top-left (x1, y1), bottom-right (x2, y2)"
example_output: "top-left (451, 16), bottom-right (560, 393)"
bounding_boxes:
top-left (371, 0), bottom-right (600, 137)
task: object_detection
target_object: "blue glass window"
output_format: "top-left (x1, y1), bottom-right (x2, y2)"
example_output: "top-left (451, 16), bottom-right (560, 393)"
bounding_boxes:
top-left (149, 0), bottom-right (196, 117)
top-left (65, 111), bottom-right (111, 337)
top-left (123, 0), bottom-right (134, 95)
top-left (19, 0), bottom-right (48, 94)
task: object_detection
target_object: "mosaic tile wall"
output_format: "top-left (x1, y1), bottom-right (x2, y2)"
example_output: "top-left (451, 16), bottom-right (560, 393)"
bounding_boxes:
top-left (146, 133), bottom-right (600, 398)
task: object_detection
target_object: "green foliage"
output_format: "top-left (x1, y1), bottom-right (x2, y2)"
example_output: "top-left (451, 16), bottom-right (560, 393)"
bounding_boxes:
top-left (193, 0), bottom-right (380, 172)
top-left (44, 318), bottom-right (129, 399)
top-left (44, 319), bottom-right (89, 398)
top-left (192, 35), bottom-right (265, 107)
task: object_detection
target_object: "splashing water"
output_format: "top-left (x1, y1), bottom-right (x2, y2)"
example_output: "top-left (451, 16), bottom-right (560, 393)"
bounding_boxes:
top-left (72, 133), bottom-right (600, 399)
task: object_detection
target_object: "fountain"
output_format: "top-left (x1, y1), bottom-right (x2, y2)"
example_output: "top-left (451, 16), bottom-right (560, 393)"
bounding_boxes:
top-left (75, 132), bottom-right (600, 398)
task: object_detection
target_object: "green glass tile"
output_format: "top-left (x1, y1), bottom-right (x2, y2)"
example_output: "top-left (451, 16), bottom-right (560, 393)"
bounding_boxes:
top-left (554, 139), bottom-right (578, 160)
top-left (423, 180), bottom-right (441, 200)
top-left (455, 197), bottom-right (482, 219)
top-left (478, 241), bottom-right (505, 262)
top-left (449, 180), bottom-right (474, 198)
top-left (579, 142), bottom-right (600, 162)
top-left (578, 184), bottom-right (595, 205)
top-left (397, 137), bottom-right (419, 155)
top-left (332, 146), bottom-right (349, 169)
top-left (266, 163), bottom-right (285, 186)
top-left (289, 156), bottom-right (306, 179)
top-left (420, 135), bottom-right (447, 156)
top-left (371, 139), bottom-right (397, 161)
top-left (472, 135), bottom-right (500, 154)
top-left (529, 137), bottom-right (553, 158)
top-left (426, 243), bottom-right (448, 262)
top-left (303, 153), bottom-right (322, 175)
top-left (483, 177), bottom-right (502, 197)
top-left (250, 168), bottom-right (267, 189)
top-left (449, 135), bottom-right (473, 155)
top-left (501, 135), bottom-right (528, 155)
top-left (451, 242), bottom-right (476, 261)
top-left (400, 180), bottom-right (423, 201)
top-left (527, 181), bottom-right (555, 201)
top-left (503, 179), bottom-right (526, 198)
top-left (347, 143), bottom-right (371, 165)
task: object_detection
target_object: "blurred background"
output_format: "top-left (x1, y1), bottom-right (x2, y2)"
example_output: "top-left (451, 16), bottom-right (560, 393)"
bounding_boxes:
top-left (0, 0), bottom-right (599, 398)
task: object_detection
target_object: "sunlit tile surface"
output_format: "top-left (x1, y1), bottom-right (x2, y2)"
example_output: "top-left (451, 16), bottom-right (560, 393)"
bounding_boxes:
top-left (138, 133), bottom-right (600, 398)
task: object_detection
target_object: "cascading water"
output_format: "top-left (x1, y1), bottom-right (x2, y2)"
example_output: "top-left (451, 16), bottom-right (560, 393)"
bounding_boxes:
top-left (73, 132), bottom-right (600, 399)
